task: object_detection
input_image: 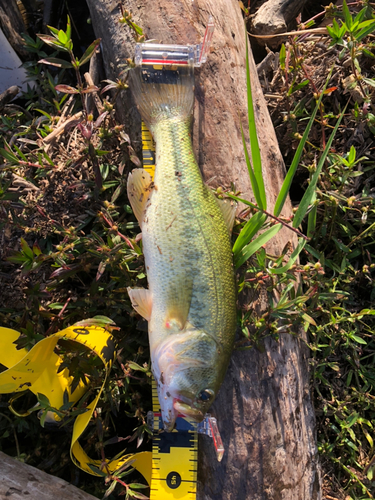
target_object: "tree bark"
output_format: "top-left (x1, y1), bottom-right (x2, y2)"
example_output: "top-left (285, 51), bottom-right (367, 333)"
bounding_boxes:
top-left (0, 0), bottom-right (28, 58)
top-left (0, 451), bottom-right (98, 500)
top-left (86, 1), bottom-right (321, 498)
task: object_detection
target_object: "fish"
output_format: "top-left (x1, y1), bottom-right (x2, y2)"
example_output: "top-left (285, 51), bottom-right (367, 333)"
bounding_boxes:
top-left (127, 60), bottom-right (237, 431)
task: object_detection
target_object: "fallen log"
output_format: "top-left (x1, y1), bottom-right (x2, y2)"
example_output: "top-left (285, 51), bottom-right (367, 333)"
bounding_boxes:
top-left (85, 1), bottom-right (322, 498)
top-left (0, 451), bottom-right (98, 500)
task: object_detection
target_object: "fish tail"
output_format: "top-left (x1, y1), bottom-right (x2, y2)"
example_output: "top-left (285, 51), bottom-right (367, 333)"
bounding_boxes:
top-left (129, 65), bottom-right (194, 128)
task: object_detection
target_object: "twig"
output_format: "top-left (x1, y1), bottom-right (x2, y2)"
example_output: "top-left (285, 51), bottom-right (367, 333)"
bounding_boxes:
top-left (226, 193), bottom-right (308, 240)
top-left (84, 72), bottom-right (104, 114)
top-left (43, 111), bottom-right (83, 144)
top-left (248, 28), bottom-right (328, 39)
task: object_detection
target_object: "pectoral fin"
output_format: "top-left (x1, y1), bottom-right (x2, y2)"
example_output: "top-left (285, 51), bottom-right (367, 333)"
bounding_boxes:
top-left (165, 278), bottom-right (193, 331)
top-left (216, 198), bottom-right (237, 234)
top-left (127, 169), bottom-right (153, 227)
top-left (127, 287), bottom-right (152, 321)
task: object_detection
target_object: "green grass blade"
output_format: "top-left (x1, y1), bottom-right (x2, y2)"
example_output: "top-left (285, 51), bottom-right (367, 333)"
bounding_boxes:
top-left (226, 193), bottom-right (260, 211)
top-left (240, 122), bottom-right (262, 206)
top-left (293, 103), bottom-right (348, 229)
top-left (270, 237), bottom-right (306, 274)
top-left (307, 192), bottom-right (317, 238)
top-left (274, 67), bottom-right (334, 217)
top-left (245, 22), bottom-right (266, 210)
top-left (232, 211), bottom-right (267, 255)
top-left (234, 223), bottom-right (282, 269)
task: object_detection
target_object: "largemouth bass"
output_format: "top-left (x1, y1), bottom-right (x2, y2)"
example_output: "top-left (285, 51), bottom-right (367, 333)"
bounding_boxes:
top-left (127, 55), bottom-right (237, 431)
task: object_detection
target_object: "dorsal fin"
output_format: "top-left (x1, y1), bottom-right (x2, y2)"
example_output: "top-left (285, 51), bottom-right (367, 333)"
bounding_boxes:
top-left (127, 169), bottom-right (153, 227)
top-left (127, 287), bottom-right (152, 321)
top-left (216, 198), bottom-right (237, 234)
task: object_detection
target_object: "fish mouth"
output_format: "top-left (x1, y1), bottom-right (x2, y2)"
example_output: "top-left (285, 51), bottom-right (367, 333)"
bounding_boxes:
top-left (161, 398), bottom-right (204, 431)
top-left (173, 399), bottom-right (204, 422)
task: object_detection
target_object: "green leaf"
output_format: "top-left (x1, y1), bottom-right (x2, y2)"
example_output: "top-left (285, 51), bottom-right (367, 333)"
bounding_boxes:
top-left (234, 224), bottom-right (282, 268)
top-left (363, 429), bottom-right (374, 448)
top-left (87, 464), bottom-right (107, 476)
top-left (287, 79), bottom-right (309, 96)
top-left (20, 238), bottom-right (34, 260)
top-left (274, 67), bottom-right (333, 217)
top-left (128, 361), bottom-right (148, 373)
top-left (363, 77), bottom-right (375, 88)
top-left (43, 151), bottom-right (55, 167)
top-left (350, 334), bottom-right (367, 345)
top-left (128, 483), bottom-right (148, 490)
top-left (293, 103), bottom-right (347, 228)
top-left (270, 237), bottom-right (306, 274)
top-left (47, 25), bottom-right (59, 36)
top-left (66, 15), bottom-right (72, 41)
top-left (37, 34), bottom-right (69, 52)
top-left (79, 38), bottom-right (101, 66)
top-left (348, 144), bottom-right (356, 164)
top-left (13, 145), bottom-right (27, 162)
top-left (33, 243), bottom-right (42, 256)
top-left (354, 7), bottom-right (367, 25)
top-left (342, 0), bottom-right (353, 30)
top-left (355, 19), bottom-right (375, 41)
top-left (57, 29), bottom-right (68, 44)
top-left (245, 22), bottom-right (266, 210)
top-left (346, 412), bottom-right (359, 428)
top-left (279, 43), bottom-right (286, 70)
top-left (358, 309), bottom-right (375, 315)
top-left (232, 211), bottom-right (267, 255)
top-left (0, 148), bottom-right (18, 163)
top-left (35, 108), bottom-right (52, 120)
top-left (240, 122), bottom-right (262, 207)
top-left (307, 193), bottom-right (317, 238)
top-left (130, 22), bottom-right (143, 35)
top-left (39, 410), bottom-right (48, 428)
top-left (37, 393), bottom-right (51, 407)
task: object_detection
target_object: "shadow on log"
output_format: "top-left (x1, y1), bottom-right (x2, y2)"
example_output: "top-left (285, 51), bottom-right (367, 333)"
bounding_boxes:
top-left (86, 1), bottom-right (321, 498)
top-left (0, 451), bottom-right (98, 500)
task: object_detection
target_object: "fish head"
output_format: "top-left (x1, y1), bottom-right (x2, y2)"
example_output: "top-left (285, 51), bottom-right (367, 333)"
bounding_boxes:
top-left (152, 326), bottom-right (224, 431)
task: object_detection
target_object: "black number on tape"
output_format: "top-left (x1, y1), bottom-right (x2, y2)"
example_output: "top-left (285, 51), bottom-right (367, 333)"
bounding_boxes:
top-left (72, 328), bottom-right (89, 335)
top-left (166, 471), bottom-right (181, 489)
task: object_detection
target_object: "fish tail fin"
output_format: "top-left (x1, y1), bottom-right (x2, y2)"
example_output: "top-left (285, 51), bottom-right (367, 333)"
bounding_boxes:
top-left (129, 65), bottom-right (194, 128)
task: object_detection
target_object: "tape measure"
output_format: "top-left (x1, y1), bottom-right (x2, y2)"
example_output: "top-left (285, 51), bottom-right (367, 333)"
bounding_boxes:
top-left (141, 121), bottom-right (155, 180)
top-left (150, 380), bottom-right (198, 500)
top-left (0, 323), bottom-right (150, 482)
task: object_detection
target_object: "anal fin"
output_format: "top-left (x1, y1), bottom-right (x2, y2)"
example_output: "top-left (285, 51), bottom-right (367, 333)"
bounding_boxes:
top-left (127, 169), bottom-right (153, 227)
top-left (127, 287), bottom-right (152, 321)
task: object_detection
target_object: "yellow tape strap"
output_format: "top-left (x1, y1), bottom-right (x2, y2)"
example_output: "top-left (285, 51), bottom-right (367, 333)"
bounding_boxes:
top-left (0, 325), bottom-right (152, 482)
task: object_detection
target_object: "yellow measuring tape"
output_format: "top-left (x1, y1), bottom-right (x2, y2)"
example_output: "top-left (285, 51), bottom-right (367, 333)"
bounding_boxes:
top-left (0, 324), bottom-right (151, 483)
top-left (150, 380), bottom-right (198, 500)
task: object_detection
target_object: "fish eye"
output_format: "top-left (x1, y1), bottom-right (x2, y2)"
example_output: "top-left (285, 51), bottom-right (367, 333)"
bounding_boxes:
top-left (198, 389), bottom-right (214, 402)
